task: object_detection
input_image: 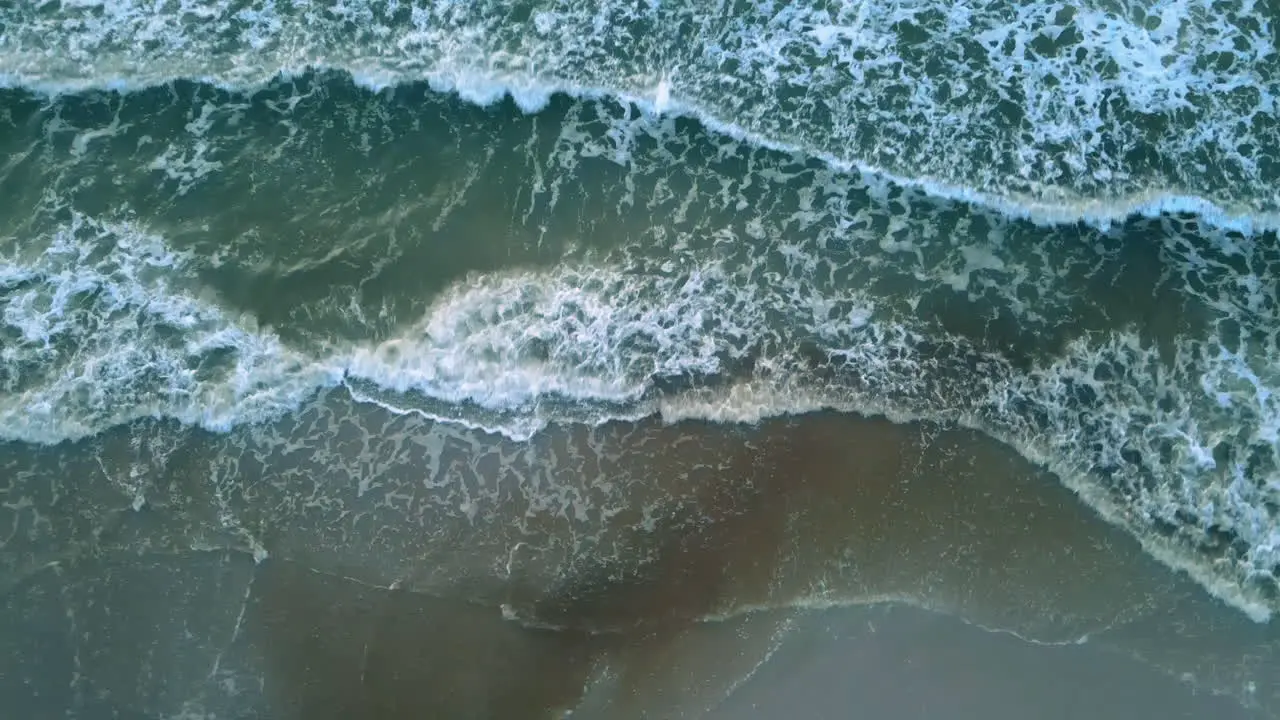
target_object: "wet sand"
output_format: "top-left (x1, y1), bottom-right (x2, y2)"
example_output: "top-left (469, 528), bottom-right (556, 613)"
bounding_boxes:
top-left (0, 554), bottom-right (1266, 719)
top-left (707, 603), bottom-right (1262, 720)
top-left (2, 405), bottom-right (1278, 718)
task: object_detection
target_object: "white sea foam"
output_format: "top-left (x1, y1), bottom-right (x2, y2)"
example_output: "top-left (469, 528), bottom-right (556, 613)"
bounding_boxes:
top-left (653, 346), bottom-right (1280, 625)
top-left (349, 266), bottom-right (723, 407)
top-left (2, 0), bottom-right (1279, 623)
top-left (0, 213), bottom-right (344, 445)
top-left (333, 263), bottom-right (1280, 624)
top-left (0, 0), bottom-right (1275, 232)
top-left (1, 210), bottom-right (1278, 620)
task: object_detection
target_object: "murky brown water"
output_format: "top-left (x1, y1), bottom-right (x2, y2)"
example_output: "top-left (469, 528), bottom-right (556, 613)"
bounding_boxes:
top-left (3, 402), bottom-right (1278, 718)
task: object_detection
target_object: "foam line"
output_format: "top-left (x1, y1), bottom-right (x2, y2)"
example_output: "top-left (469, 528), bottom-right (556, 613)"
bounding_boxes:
top-left (2, 65), bottom-right (1273, 234)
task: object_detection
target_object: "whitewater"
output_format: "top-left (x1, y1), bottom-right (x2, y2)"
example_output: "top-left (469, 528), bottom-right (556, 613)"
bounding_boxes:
top-left (1, 0), bottom-right (1279, 634)
top-left (2, 0), bottom-right (1277, 229)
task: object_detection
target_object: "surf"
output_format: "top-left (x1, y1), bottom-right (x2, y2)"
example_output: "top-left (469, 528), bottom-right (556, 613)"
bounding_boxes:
top-left (1, 0), bottom-right (1276, 233)
top-left (1, 0), bottom-right (1278, 630)
top-left (3, 216), bottom-right (1278, 623)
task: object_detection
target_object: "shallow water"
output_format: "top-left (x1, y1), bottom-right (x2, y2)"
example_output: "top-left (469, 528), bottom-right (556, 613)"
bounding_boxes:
top-left (3, 407), bottom-right (1279, 716)
top-left (2, 1), bottom-right (1280, 717)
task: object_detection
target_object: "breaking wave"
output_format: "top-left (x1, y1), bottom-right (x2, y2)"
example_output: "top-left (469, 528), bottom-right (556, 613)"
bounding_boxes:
top-left (2, 0), bottom-right (1278, 629)
top-left (2, 209), bottom-right (1278, 624)
top-left (1, 0), bottom-right (1277, 232)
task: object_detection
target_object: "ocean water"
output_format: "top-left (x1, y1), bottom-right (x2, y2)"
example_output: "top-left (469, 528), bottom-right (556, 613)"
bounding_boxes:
top-left (1, 1), bottom-right (1280, 718)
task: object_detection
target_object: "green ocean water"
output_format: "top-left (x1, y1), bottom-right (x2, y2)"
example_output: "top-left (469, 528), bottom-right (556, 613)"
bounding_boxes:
top-left (2, 1), bottom-right (1280, 717)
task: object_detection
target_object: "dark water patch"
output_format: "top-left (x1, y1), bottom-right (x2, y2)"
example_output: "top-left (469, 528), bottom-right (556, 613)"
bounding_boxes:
top-left (0, 73), bottom-right (1230, 362)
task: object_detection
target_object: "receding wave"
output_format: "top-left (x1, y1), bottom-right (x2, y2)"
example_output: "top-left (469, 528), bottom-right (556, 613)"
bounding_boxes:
top-left (3, 207), bottom-right (1278, 624)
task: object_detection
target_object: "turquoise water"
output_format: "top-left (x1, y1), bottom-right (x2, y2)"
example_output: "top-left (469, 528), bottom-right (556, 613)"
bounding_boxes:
top-left (2, 1), bottom-right (1280, 717)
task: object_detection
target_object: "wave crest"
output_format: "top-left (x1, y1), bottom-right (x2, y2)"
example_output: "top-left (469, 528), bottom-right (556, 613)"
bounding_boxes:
top-left (2, 0), bottom-right (1276, 231)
